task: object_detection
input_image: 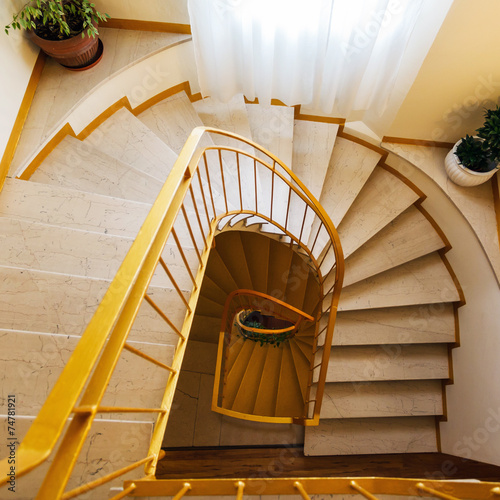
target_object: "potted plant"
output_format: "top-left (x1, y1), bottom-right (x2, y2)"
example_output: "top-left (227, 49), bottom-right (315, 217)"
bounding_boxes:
top-left (5, 1), bottom-right (110, 70)
top-left (445, 106), bottom-right (500, 187)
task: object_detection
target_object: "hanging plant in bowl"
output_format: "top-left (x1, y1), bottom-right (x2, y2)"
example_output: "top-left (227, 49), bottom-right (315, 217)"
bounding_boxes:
top-left (5, 1), bottom-right (110, 70)
top-left (445, 106), bottom-right (500, 187)
top-left (235, 310), bottom-right (296, 347)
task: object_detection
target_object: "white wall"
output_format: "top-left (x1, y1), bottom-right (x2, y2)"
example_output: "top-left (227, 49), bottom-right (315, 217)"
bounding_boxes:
top-left (94, 0), bottom-right (189, 24)
top-left (0, 1), bottom-right (39, 162)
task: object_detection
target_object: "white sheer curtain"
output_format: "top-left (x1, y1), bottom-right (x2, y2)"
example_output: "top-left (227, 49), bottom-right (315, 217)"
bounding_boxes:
top-left (188, 0), bottom-right (453, 122)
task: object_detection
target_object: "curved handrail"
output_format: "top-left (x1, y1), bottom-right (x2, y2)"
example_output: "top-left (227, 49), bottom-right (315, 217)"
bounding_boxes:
top-left (0, 125), bottom-right (344, 498)
top-left (235, 313), bottom-right (296, 335)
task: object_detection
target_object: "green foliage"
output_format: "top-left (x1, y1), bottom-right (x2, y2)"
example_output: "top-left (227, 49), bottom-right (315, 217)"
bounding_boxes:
top-left (455, 135), bottom-right (495, 173)
top-left (476, 105), bottom-right (500, 162)
top-left (5, 0), bottom-right (110, 40)
top-left (236, 313), bottom-right (292, 347)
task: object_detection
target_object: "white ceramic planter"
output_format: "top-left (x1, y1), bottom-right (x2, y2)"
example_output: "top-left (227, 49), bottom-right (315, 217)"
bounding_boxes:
top-left (445, 140), bottom-right (498, 187)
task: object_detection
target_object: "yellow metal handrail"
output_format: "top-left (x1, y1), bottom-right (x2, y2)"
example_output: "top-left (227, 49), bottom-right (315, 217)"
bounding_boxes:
top-left (0, 126), bottom-right (343, 498)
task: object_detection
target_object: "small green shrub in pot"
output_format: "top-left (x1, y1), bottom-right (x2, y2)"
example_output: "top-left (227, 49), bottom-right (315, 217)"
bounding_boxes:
top-left (455, 135), bottom-right (496, 173)
top-left (476, 105), bottom-right (500, 163)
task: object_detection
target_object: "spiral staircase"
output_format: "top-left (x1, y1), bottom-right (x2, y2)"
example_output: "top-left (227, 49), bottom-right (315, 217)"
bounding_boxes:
top-left (0, 89), bottom-right (464, 498)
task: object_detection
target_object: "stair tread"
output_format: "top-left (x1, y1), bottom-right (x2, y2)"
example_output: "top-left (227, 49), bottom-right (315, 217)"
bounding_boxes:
top-left (290, 120), bottom-right (338, 241)
top-left (31, 135), bottom-right (164, 203)
top-left (0, 265), bottom-right (185, 345)
top-left (320, 379), bottom-right (443, 419)
top-left (84, 107), bottom-right (178, 182)
top-left (200, 275), bottom-right (228, 306)
top-left (275, 343), bottom-right (305, 417)
top-left (189, 315), bottom-right (222, 344)
top-left (339, 253), bottom-right (460, 311)
top-left (289, 339), bottom-right (311, 402)
top-left (253, 343), bottom-right (283, 417)
top-left (267, 239), bottom-right (294, 300)
top-left (239, 231), bottom-right (270, 294)
top-left (231, 343), bottom-right (269, 413)
top-left (224, 340), bottom-right (256, 408)
top-left (317, 137), bottom-right (382, 227)
top-left (0, 178), bottom-right (151, 238)
top-left (304, 416), bottom-right (438, 455)
top-left (336, 166), bottom-right (421, 259)
top-left (205, 249), bottom-right (239, 295)
top-left (330, 304), bottom-right (456, 346)
top-left (225, 336), bottom-right (245, 374)
top-left (343, 205), bottom-right (447, 287)
top-left (320, 343), bottom-right (450, 383)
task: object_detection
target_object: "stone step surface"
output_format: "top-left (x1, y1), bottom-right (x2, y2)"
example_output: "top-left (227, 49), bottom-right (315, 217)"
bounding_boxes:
top-left (338, 253), bottom-right (460, 311)
top-left (304, 416), bottom-right (438, 455)
top-left (84, 107), bottom-right (178, 182)
top-left (0, 178), bottom-right (151, 238)
top-left (343, 205), bottom-right (447, 287)
top-left (31, 135), bottom-right (163, 203)
top-left (320, 380), bottom-right (443, 419)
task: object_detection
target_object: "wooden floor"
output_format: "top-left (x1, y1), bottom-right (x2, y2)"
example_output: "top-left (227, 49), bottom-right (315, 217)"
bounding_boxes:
top-left (157, 447), bottom-right (500, 481)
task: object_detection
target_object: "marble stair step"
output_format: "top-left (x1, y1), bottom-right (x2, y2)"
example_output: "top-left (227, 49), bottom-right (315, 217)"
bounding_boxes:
top-left (320, 380), bottom-right (443, 419)
top-left (289, 340), bottom-right (312, 401)
top-left (0, 265), bottom-right (187, 345)
top-left (31, 135), bottom-right (164, 203)
top-left (335, 166), bottom-right (422, 260)
top-left (204, 248), bottom-right (239, 295)
top-left (0, 178), bottom-right (151, 238)
top-left (246, 103), bottom-right (295, 230)
top-left (304, 416), bottom-right (438, 456)
top-left (326, 304), bottom-right (456, 346)
top-left (343, 205), bottom-right (447, 287)
top-left (231, 343), bottom-right (269, 414)
top-left (316, 343), bottom-right (449, 383)
top-left (138, 91), bottom-right (234, 212)
top-left (1, 329), bottom-right (175, 422)
top-left (193, 94), bottom-right (258, 212)
top-left (0, 217), bottom-right (197, 290)
top-left (307, 137), bottom-right (382, 251)
top-left (275, 343), bottom-right (305, 417)
top-left (84, 107), bottom-right (178, 181)
top-left (223, 340), bottom-right (256, 409)
top-left (338, 253), bottom-right (460, 311)
top-left (240, 231), bottom-right (270, 294)
top-left (267, 238), bottom-right (294, 300)
top-left (253, 342), bottom-right (283, 417)
top-left (289, 120), bottom-right (339, 242)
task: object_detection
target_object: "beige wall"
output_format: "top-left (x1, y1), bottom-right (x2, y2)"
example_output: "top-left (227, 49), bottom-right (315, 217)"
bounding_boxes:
top-left (0, 1), bottom-right (39, 162)
top-left (387, 0), bottom-right (500, 143)
top-left (94, 0), bottom-right (189, 24)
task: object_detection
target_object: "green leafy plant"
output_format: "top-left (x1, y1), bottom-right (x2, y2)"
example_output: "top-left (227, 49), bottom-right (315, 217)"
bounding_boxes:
top-left (477, 105), bottom-right (500, 162)
top-left (455, 135), bottom-right (496, 173)
top-left (236, 311), bottom-right (293, 347)
top-left (5, 0), bottom-right (109, 40)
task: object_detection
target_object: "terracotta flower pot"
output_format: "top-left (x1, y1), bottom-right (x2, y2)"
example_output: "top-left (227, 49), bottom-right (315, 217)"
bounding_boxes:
top-left (27, 25), bottom-right (102, 70)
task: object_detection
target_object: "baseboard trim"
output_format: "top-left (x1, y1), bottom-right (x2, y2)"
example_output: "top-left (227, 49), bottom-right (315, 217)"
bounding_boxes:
top-left (104, 19), bottom-right (191, 34)
top-left (0, 50), bottom-right (46, 191)
top-left (382, 136), bottom-right (455, 149)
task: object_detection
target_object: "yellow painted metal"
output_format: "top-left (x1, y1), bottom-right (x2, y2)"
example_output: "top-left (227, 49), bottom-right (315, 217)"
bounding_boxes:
top-left (173, 482), bottom-right (192, 500)
top-left (0, 125), bottom-right (345, 497)
top-left (235, 481), bottom-right (245, 500)
top-left (493, 487), bottom-right (500, 496)
top-left (109, 483), bottom-right (136, 500)
top-left (125, 477), bottom-right (500, 498)
top-left (416, 482), bottom-right (461, 500)
top-left (351, 480), bottom-right (380, 500)
top-left (294, 481), bottom-right (312, 500)
top-left (123, 342), bottom-right (177, 373)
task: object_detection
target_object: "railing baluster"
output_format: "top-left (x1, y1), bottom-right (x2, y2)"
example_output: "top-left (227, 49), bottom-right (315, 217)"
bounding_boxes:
top-left (171, 228), bottom-right (198, 289)
top-left (181, 205), bottom-right (202, 264)
top-left (203, 152), bottom-right (217, 217)
top-left (144, 294), bottom-right (185, 340)
top-left (254, 158), bottom-right (258, 213)
top-left (298, 205), bottom-right (308, 243)
top-left (61, 452), bottom-right (164, 500)
top-left (235, 480), bottom-right (245, 500)
top-left (284, 186), bottom-right (292, 232)
top-left (270, 160), bottom-right (275, 220)
top-left (492, 487), bottom-right (500, 496)
top-left (108, 483), bottom-right (136, 500)
top-left (158, 257), bottom-right (191, 313)
top-left (350, 480), bottom-right (380, 500)
top-left (73, 406), bottom-right (167, 414)
top-left (189, 184), bottom-right (207, 242)
top-left (173, 482), bottom-right (192, 500)
top-left (123, 342), bottom-right (177, 373)
top-left (416, 482), bottom-right (461, 500)
top-left (219, 149), bottom-right (229, 213)
top-left (196, 167), bottom-right (212, 229)
top-left (318, 241), bottom-right (333, 270)
top-left (294, 481), bottom-right (311, 500)
top-left (236, 152), bottom-right (243, 211)
top-left (310, 222), bottom-right (322, 254)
